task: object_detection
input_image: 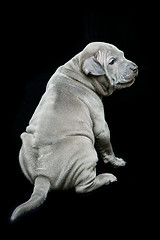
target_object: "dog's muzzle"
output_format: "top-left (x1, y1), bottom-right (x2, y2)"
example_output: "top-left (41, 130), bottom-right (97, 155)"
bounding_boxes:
top-left (122, 63), bottom-right (138, 83)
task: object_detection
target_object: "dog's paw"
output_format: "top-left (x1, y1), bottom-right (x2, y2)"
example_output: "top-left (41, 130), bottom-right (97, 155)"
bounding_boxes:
top-left (103, 154), bottom-right (126, 168)
top-left (110, 157), bottom-right (126, 168)
top-left (104, 173), bottom-right (117, 185)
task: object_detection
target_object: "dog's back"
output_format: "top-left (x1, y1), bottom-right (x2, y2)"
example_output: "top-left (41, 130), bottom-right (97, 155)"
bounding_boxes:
top-left (19, 62), bottom-right (102, 189)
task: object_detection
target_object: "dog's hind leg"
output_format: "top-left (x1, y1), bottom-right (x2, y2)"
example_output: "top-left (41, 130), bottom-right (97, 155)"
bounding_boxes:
top-left (75, 173), bottom-right (117, 194)
top-left (19, 132), bottom-right (38, 183)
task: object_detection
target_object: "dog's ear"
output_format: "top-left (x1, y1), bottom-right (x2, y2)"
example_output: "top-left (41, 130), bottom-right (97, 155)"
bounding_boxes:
top-left (82, 50), bottom-right (105, 76)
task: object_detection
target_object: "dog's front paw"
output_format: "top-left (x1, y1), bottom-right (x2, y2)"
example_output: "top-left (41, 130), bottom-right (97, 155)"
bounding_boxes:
top-left (104, 155), bottom-right (126, 168)
top-left (110, 157), bottom-right (126, 168)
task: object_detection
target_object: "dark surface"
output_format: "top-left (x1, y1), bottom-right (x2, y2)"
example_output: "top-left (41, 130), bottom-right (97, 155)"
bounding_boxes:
top-left (4, 4), bottom-right (156, 239)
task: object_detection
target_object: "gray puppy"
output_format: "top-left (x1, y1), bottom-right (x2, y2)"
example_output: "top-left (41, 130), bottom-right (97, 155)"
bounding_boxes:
top-left (11, 42), bottom-right (138, 221)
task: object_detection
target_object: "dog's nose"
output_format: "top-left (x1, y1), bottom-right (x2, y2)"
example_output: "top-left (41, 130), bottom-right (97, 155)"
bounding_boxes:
top-left (130, 64), bottom-right (138, 74)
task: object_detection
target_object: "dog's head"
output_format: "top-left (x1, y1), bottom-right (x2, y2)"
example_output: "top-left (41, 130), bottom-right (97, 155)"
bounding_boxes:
top-left (81, 42), bottom-right (138, 96)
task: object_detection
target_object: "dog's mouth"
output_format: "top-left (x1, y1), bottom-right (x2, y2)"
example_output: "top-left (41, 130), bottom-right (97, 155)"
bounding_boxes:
top-left (93, 72), bottom-right (137, 95)
top-left (97, 77), bottom-right (135, 95)
top-left (116, 77), bottom-right (135, 89)
top-left (122, 77), bottom-right (135, 84)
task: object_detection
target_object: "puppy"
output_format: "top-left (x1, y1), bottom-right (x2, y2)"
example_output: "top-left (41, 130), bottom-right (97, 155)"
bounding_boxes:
top-left (11, 42), bottom-right (138, 221)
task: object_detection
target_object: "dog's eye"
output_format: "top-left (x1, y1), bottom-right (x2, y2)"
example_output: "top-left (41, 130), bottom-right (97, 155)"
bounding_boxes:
top-left (109, 59), bottom-right (116, 65)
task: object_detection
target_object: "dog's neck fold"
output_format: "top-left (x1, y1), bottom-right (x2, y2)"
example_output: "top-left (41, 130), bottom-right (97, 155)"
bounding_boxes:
top-left (58, 54), bottom-right (113, 98)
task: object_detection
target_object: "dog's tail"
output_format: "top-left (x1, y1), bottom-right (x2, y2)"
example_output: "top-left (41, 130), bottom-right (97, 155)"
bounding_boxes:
top-left (10, 175), bottom-right (50, 222)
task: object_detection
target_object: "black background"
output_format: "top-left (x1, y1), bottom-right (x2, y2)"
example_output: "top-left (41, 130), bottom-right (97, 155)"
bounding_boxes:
top-left (4, 3), bottom-right (156, 238)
